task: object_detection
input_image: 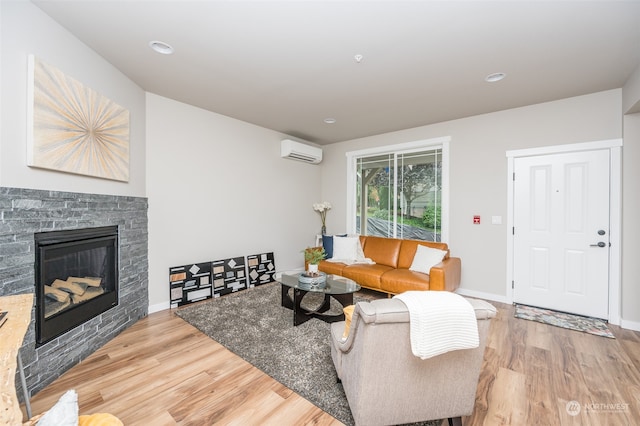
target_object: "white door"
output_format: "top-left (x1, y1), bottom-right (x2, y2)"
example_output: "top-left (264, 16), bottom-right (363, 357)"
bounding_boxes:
top-left (513, 149), bottom-right (610, 319)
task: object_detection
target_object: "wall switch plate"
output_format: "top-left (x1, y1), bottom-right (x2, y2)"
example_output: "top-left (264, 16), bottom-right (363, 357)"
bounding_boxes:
top-left (491, 216), bottom-right (502, 225)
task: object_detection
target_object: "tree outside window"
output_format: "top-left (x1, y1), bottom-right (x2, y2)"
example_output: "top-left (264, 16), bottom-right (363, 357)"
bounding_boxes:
top-left (355, 149), bottom-right (442, 241)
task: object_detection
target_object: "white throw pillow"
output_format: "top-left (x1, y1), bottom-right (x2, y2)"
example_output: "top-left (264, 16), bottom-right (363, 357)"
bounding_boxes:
top-left (409, 245), bottom-right (447, 275)
top-left (36, 389), bottom-right (78, 426)
top-left (348, 234), bottom-right (366, 260)
top-left (332, 236), bottom-right (360, 261)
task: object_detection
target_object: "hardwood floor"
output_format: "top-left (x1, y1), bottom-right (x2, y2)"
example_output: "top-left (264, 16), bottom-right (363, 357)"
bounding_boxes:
top-left (26, 299), bottom-right (640, 425)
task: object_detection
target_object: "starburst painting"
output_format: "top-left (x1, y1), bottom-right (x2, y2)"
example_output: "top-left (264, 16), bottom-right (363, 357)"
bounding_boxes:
top-left (28, 55), bottom-right (130, 181)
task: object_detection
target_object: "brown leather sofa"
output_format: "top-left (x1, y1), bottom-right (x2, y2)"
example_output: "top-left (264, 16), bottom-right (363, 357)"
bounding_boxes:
top-left (318, 235), bottom-right (461, 294)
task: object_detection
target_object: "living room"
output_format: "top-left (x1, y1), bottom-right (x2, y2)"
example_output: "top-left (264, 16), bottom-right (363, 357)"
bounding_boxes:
top-left (1, 1), bottom-right (640, 424)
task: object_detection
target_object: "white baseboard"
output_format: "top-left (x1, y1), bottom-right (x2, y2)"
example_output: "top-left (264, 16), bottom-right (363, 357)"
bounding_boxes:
top-left (608, 316), bottom-right (621, 327)
top-left (455, 287), bottom-right (510, 305)
top-left (620, 318), bottom-right (640, 332)
top-left (149, 301), bottom-right (171, 314)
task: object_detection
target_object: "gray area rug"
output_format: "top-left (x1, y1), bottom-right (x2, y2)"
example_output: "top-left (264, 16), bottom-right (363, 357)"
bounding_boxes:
top-left (175, 282), bottom-right (442, 426)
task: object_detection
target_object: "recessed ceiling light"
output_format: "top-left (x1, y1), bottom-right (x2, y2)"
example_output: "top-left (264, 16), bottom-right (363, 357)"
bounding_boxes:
top-left (485, 72), bottom-right (506, 83)
top-left (324, 118), bottom-right (337, 124)
top-left (149, 40), bottom-right (174, 55)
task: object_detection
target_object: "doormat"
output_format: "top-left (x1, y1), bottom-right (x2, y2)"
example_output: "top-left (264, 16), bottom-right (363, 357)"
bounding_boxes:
top-left (514, 304), bottom-right (615, 338)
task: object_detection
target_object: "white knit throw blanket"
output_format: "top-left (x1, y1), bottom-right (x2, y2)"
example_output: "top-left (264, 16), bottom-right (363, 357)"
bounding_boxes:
top-left (394, 291), bottom-right (479, 359)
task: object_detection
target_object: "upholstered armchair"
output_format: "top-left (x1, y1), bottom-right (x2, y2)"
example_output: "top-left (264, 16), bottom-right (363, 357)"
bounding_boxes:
top-left (330, 296), bottom-right (496, 426)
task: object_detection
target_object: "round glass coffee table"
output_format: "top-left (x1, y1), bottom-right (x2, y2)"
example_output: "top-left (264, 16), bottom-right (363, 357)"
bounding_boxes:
top-left (278, 272), bottom-right (361, 326)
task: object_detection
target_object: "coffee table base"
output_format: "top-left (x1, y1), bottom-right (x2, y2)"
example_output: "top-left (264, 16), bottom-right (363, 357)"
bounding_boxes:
top-left (280, 284), bottom-right (354, 326)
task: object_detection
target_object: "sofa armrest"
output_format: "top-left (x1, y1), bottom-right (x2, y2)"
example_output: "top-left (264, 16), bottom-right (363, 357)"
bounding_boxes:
top-left (429, 256), bottom-right (461, 291)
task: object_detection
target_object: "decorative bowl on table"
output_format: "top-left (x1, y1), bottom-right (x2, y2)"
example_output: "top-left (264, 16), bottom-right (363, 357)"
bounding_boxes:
top-left (298, 271), bottom-right (327, 289)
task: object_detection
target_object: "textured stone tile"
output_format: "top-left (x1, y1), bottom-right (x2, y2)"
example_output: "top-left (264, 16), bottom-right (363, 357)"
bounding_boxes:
top-left (0, 186), bottom-right (149, 398)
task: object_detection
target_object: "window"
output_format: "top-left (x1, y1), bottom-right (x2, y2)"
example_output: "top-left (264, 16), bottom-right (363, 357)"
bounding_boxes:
top-left (346, 137), bottom-right (449, 242)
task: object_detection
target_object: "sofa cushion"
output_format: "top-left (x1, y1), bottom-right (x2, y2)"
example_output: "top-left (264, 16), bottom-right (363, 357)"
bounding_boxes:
top-left (322, 234), bottom-right (346, 259)
top-left (332, 235), bottom-right (361, 260)
top-left (318, 260), bottom-right (346, 276)
top-left (353, 235), bottom-right (367, 260)
top-left (341, 263), bottom-right (393, 290)
top-left (362, 236), bottom-right (402, 267)
top-left (409, 244), bottom-right (448, 275)
top-left (397, 239), bottom-right (449, 269)
top-left (380, 269), bottom-right (431, 294)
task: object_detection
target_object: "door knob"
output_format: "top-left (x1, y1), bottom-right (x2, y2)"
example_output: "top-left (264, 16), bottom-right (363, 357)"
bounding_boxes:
top-left (597, 230), bottom-right (606, 235)
top-left (590, 242), bottom-right (606, 248)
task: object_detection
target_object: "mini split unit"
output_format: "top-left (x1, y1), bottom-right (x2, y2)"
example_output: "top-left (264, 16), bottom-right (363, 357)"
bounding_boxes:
top-left (280, 139), bottom-right (322, 164)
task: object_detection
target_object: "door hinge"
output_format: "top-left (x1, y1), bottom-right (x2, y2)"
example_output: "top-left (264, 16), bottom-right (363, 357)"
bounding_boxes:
top-left (512, 227), bottom-right (515, 235)
top-left (513, 172), bottom-right (515, 181)
top-left (512, 280), bottom-right (515, 289)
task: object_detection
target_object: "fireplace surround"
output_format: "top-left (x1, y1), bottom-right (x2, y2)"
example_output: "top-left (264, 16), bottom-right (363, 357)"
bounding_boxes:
top-left (35, 226), bottom-right (119, 346)
top-left (0, 187), bottom-right (148, 400)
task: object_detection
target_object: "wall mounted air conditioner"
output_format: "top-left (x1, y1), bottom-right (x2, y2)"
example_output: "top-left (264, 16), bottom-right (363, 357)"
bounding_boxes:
top-left (280, 139), bottom-right (323, 164)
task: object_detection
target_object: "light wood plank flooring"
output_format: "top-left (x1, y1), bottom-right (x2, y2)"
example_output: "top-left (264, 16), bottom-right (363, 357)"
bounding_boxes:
top-left (25, 300), bottom-right (640, 425)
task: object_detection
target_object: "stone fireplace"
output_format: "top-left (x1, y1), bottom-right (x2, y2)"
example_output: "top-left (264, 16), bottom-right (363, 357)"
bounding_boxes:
top-left (0, 187), bottom-right (148, 400)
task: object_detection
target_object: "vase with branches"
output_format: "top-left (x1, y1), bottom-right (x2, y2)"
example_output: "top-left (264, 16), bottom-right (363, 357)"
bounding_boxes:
top-left (313, 201), bottom-right (331, 235)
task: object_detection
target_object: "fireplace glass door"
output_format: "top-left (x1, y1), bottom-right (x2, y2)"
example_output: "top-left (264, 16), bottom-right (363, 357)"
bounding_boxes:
top-left (35, 226), bottom-right (119, 345)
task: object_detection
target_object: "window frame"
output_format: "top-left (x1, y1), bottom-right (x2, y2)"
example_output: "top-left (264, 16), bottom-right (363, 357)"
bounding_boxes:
top-left (345, 136), bottom-right (450, 242)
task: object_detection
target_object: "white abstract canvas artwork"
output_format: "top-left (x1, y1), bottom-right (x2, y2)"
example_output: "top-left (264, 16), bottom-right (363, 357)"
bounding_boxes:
top-left (27, 55), bottom-right (130, 181)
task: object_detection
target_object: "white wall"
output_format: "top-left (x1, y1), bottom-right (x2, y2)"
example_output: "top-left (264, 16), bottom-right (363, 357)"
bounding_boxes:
top-left (623, 63), bottom-right (640, 114)
top-left (0, 1), bottom-right (146, 197)
top-left (321, 90), bottom-right (625, 305)
top-left (621, 112), bottom-right (640, 326)
top-left (620, 65), bottom-right (640, 326)
top-left (146, 93), bottom-right (321, 310)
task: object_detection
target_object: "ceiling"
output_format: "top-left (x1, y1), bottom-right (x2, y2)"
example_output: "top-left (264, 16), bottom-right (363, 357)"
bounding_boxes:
top-left (32, 1), bottom-right (640, 145)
